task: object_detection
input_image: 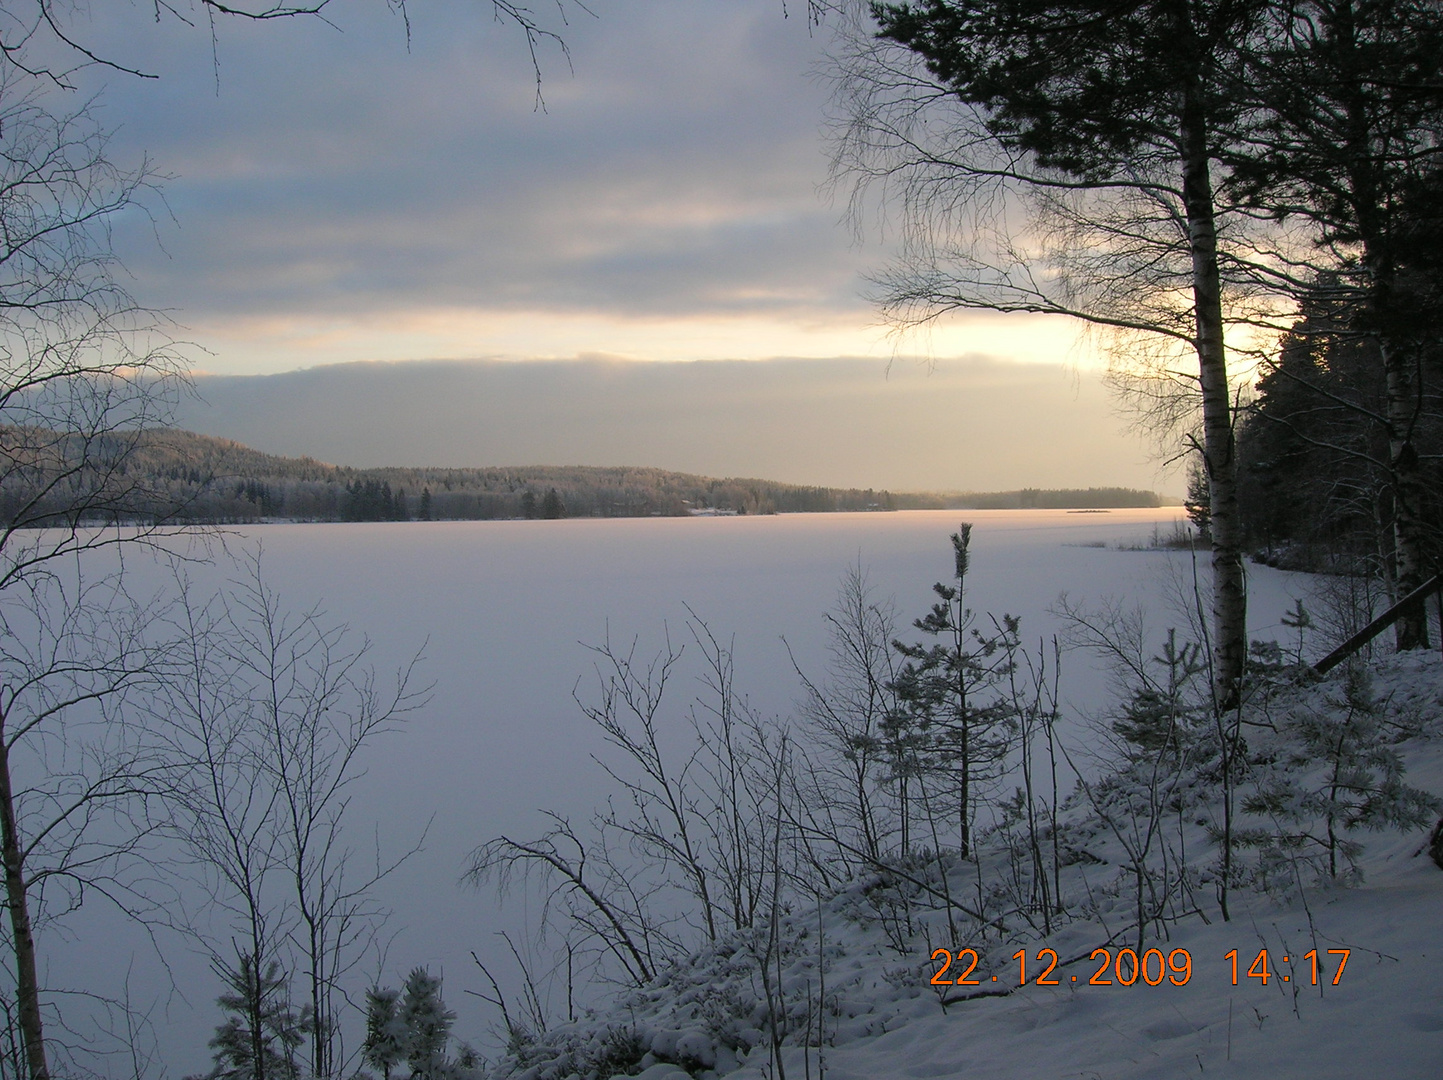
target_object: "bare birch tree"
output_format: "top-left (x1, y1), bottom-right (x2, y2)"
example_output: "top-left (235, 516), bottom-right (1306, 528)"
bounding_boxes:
top-left (163, 551), bottom-right (427, 1080)
top-left (0, 72), bottom-right (188, 1080)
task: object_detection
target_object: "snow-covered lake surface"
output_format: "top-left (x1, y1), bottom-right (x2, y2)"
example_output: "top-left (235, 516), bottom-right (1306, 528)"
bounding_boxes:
top-left (53, 508), bottom-right (1329, 1074)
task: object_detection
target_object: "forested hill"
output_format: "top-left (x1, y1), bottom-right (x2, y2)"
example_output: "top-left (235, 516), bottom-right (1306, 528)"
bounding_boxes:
top-left (110, 428), bottom-right (901, 520)
top-left (13, 426), bottom-right (1170, 523)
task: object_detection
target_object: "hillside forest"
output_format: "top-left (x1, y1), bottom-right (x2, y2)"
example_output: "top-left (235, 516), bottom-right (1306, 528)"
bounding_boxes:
top-left (0, 427), bottom-right (1169, 523)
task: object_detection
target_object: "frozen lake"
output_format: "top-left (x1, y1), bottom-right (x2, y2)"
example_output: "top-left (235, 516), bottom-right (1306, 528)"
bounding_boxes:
top-left (46, 509), bottom-right (1316, 1074)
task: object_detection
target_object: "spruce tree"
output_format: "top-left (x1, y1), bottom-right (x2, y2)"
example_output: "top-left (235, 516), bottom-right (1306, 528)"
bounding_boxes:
top-left (1184, 463), bottom-right (1212, 543)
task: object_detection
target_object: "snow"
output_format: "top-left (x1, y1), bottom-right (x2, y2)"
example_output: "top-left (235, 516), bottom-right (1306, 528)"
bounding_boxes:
top-left (34, 509), bottom-right (1442, 1079)
top-left (823, 858), bottom-right (1443, 1079)
top-left (484, 857), bottom-right (1443, 1079)
top-left (480, 653), bottom-right (1443, 1080)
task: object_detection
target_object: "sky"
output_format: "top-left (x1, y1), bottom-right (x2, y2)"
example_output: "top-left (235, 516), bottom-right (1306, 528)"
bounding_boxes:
top-left (43, 0), bottom-right (1172, 490)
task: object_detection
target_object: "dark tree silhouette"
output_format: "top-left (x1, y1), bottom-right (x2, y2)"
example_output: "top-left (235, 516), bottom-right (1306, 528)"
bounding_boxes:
top-left (1224, 0), bottom-right (1443, 647)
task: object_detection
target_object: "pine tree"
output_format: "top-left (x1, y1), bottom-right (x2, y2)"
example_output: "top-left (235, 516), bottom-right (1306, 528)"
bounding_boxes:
top-left (1242, 669), bottom-right (1440, 885)
top-left (399, 969), bottom-right (455, 1080)
top-left (191, 955), bottom-right (304, 1080)
top-left (363, 989), bottom-right (405, 1080)
top-left (871, 0), bottom-right (1262, 703)
top-left (361, 969), bottom-right (459, 1080)
top-left (890, 524), bottom-right (1017, 857)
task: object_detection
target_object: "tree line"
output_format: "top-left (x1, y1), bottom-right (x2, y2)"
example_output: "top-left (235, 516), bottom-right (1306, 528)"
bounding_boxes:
top-left (1234, 286), bottom-right (1443, 579)
top-left (0, 425), bottom-right (1171, 524)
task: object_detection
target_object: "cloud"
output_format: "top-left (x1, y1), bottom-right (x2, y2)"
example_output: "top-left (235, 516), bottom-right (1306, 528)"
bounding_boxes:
top-left (89, 0), bottom-right (880, 354)
top-left (174, 356), bottom-right (1173, 493)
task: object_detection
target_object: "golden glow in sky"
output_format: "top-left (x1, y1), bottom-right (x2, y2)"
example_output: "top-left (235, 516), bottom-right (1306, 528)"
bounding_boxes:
top-left (78, 0), bottom-right (1190, 490)
top-left (189, 307), bottom-right (1097, 376)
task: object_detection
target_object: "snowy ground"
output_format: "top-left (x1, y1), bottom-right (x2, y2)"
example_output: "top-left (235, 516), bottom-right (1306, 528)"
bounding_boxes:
top-left (809, 857), bottom-right (1443, 1080)
top-left (486, 654), bottom-right (1443, 1080)
top-left (40, 509), bottom-right (1436, 1077)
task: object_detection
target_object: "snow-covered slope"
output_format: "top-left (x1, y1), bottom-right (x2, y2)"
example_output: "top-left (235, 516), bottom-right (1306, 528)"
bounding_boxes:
top-left (486, 653), bottom-right (1443, 1080)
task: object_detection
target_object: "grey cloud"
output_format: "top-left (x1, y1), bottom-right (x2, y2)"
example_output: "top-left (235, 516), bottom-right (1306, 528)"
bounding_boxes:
top-left (174, 356), bottom-right (1172, 494)
top-left (89, 1), bottom-right (872, 325)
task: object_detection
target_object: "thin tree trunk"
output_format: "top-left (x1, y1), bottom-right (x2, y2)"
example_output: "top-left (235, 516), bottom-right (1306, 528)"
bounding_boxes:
top-left (1046, 639), bottom-right (1063, 915)
top-left (954, 614), bottom-right (971, 860)
top-left (1180, 90), bottom-right (1246, 708)
top-left (1216, 710), bottom-right (1236, 922)
top-left (306, 912), bottom-right (328, 1080)
top-left (1382, 343), bottom-right (1430, 650)
top-left (1331, 0), bottom-right (1429, 651)
top-left (0, 721), bottom-right (49, 1080)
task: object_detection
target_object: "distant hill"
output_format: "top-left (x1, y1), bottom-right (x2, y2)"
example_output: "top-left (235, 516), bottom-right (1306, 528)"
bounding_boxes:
top-left (174, 357), bottom-right (1167, 496)
top-left (1, 426), bottom-right (1173, 524)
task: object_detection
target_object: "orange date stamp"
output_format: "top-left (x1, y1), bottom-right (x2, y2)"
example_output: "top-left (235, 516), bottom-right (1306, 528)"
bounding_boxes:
top-left (929, 946), bottom-right (1351, 987)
